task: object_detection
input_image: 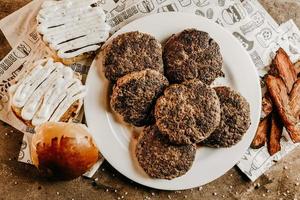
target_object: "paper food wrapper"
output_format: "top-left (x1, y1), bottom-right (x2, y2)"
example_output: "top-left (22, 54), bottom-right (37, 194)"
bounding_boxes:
top-left (0, 0), bottom-right (114, 177)
top-left (0, 0), bottom-right (300, 180)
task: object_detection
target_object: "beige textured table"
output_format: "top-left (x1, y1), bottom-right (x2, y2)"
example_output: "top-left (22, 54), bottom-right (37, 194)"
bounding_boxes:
top-left (0, 1), bottom-right (300, 200)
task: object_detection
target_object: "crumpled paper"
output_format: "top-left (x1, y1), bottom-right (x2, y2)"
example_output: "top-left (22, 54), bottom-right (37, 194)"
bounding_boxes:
top-left (0, 0), bottom-right (300, 181)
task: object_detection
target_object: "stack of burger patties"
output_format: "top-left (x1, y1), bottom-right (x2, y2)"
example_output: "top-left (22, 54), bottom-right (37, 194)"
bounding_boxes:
top-left (101, 29), bottom-right (251, 179)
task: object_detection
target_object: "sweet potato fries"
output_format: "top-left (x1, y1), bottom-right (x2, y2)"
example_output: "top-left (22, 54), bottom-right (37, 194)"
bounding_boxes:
top-left (251, 48), bottom-right (300, 155)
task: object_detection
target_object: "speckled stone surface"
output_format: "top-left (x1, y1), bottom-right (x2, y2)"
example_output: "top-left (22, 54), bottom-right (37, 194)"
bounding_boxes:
top-left (0, 1), bottom-right (300, 200)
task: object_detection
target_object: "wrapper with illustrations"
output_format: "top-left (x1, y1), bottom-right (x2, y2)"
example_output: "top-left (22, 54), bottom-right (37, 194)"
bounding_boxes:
top-left (1, 0), bottom-right (300, 180)
top-left (0, 0), bottom-right (112, 177)
top-left (237, 20), bottom-right (300, 181)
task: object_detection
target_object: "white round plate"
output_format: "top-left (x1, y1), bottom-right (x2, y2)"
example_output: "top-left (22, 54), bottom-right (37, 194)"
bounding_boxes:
top-left (84, 12), bottom-right (261, 190)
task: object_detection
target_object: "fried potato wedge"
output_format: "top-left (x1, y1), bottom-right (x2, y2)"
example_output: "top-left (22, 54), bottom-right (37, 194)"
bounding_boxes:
top-left (289, 79), bottom-right (300, 117)
top-left (262, 93), bottom-right (273, 117)
top-left (271, 48), bottom-right (297, 93)
top-left (267, 113), bottom-right (283, 156)
top-left (251, 116), bottom-right (270, 149)
top-left (266, 75), bottom-right (300, 143)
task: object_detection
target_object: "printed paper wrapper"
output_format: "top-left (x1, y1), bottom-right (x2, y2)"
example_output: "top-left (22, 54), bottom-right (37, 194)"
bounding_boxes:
top-left (236, 19), bottom-right (300, 181)
top-left (0, 0), bottom-right (115, 177)
top-left (0, 0), bottom-right (300, 180)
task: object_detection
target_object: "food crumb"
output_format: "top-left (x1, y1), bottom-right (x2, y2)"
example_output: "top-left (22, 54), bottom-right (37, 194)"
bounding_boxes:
top-left (198, 187), bottom-right (203, 191)
top-left (229, 185), bottom-right (233, 189)
top-left (295, 182), bottom-right (299, 186)
top-left (262, 194), bottom-right (266, 197)
top-left (267, 189), bottom-right (271, 193)
top-left (283, 192), bottom-right (287, 196)
top-left (222, 195), bottom-right (225, 198)
top-left (213, 192), bottom-right (217, 196)
top-left (167, 195), bottom-right (171, 199)
top-left (14, 181), bottom-right (18, 185)
top-left (283, 166), bottom-right (288, 170)
top-left (56, 192), bottom-right (59, 195)
top-left (114, 189), bottom-right (118, 193)
top-left (184, 195), bottom-right (187, 199)
top-left (254, 183), bottom-right (260, 189)
top-left (121, 196), bottom-right (124, 199)
top-left (94, 178), bottom-right (98, 181)
top-left (151, 192), bottom-right (155, 196)
top-left (230, 174), bottom-right (233, 177)
top-left (125, 192), bottom-right (128, 195)
top-left (106, 189), bottom-right (109, 192)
